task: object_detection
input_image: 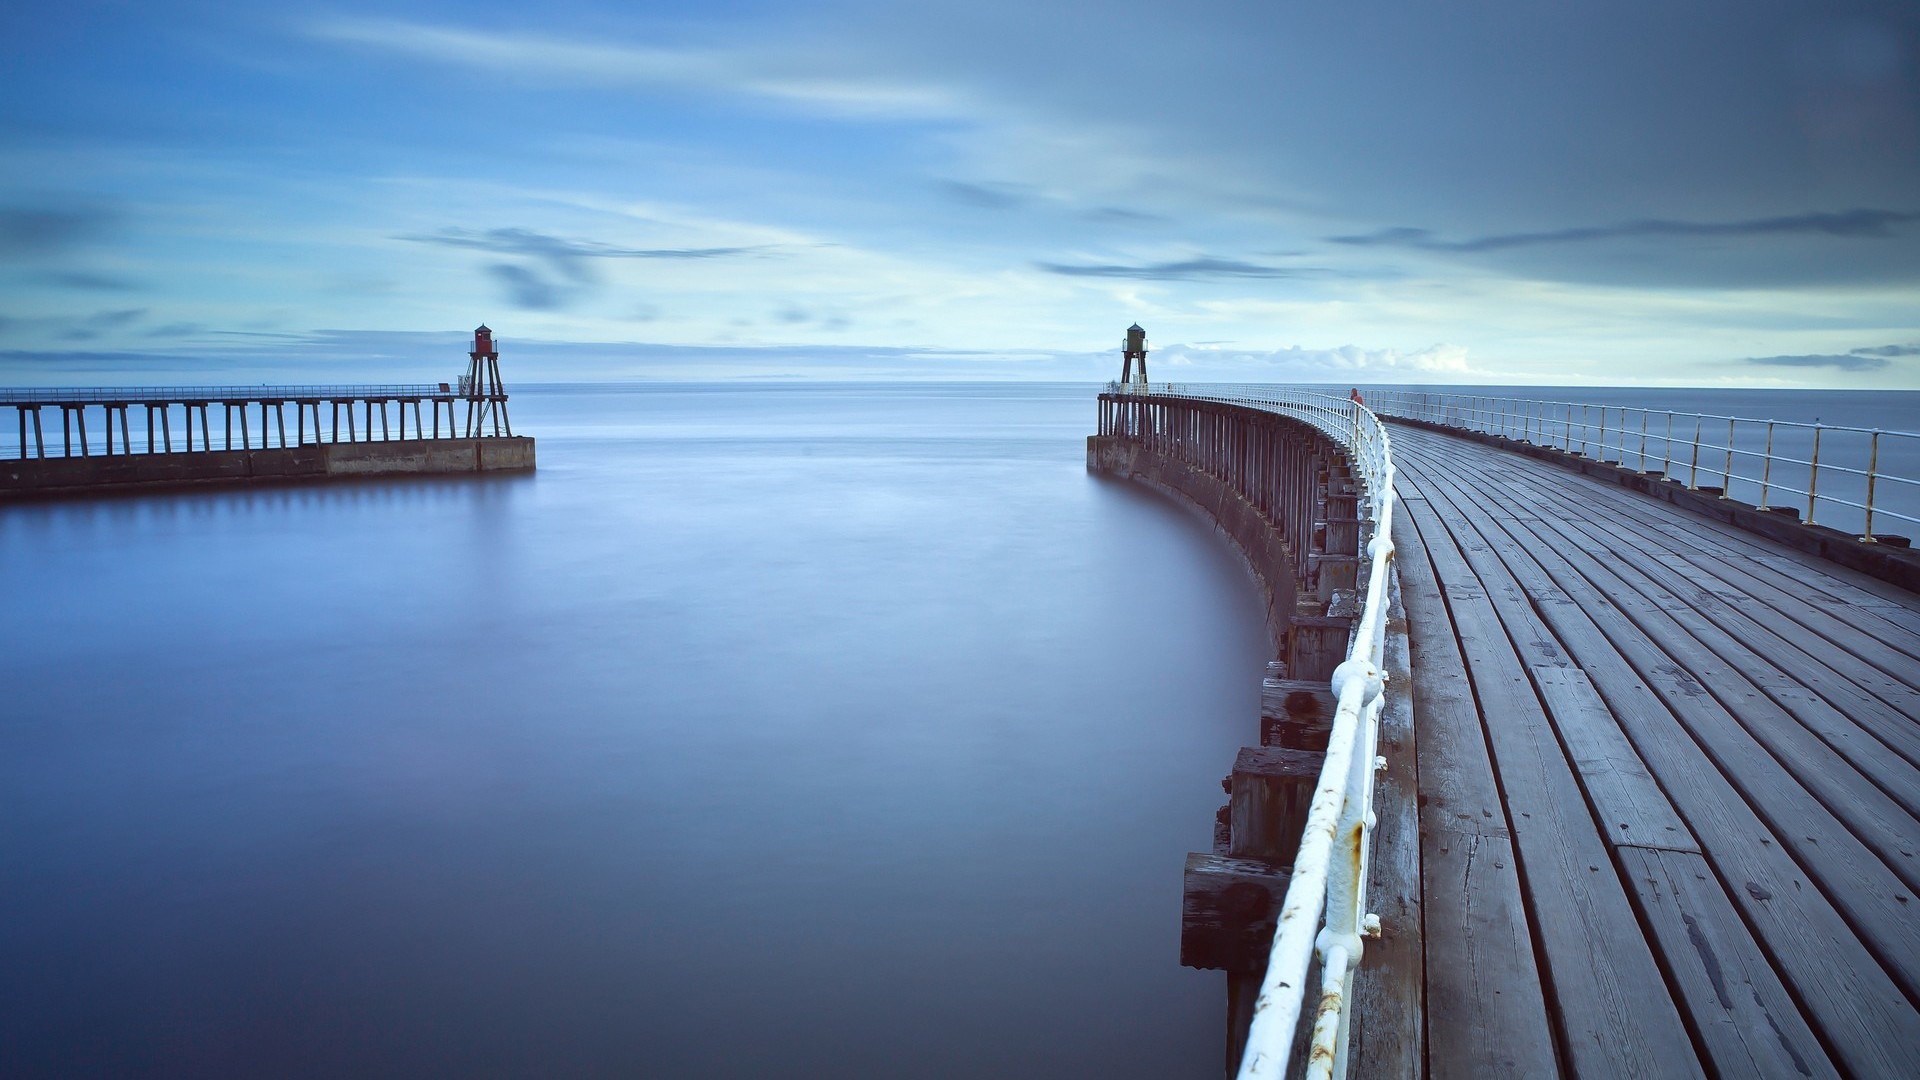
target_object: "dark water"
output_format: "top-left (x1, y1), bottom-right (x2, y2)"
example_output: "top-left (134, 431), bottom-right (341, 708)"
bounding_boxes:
top-left (0, 383), bottom-right (1267, 1078)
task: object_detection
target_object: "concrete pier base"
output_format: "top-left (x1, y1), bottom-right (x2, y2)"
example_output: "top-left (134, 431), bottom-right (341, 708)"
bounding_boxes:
top-left (1, 436), bottom-right (534, 499)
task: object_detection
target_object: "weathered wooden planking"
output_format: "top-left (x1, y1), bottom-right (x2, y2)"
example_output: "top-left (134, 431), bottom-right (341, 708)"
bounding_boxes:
top-left (1531, 665), bottom-right (1696, 852)
top-left (1403, 494), bottom-right (1704, 1080)
top-left (1402, 425), bottom-right (1920, 666)
top-left (1540, 508), bottom-right (1920, 802)
top-left (1396, 449), bottom-right (1920, 1076)
top-left (1394, 512), bottom-right (1558, 1080)
top-left (1410, 454), bottom-right (1920, 986)
top-left (1427, 432), bottom-right (1920, 722)
top-left (1430, 450), bottom-right (1920, 885)
top-left (1560, 514), bottom-right (1920, 768)
top-left (1619, 846), bottom-right (1839, 1079)
top-left (1421, 432), bottom-right (1920, 747)
top-left (1349, 571), bottom-right (1422, 1080)
top-left (1389, 424), bottom-right (1898, 602)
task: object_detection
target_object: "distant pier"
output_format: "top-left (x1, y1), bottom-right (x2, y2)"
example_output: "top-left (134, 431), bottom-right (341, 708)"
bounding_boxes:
top-left (1, 325), bottom-right (532, 498)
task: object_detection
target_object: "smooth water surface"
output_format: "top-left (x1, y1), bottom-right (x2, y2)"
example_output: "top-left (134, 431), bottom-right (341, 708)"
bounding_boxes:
top-left (0, 383), bottom-right (1267, 1077)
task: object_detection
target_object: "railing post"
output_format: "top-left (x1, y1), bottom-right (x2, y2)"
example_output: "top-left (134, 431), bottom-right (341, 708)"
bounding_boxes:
top-left (1863, 431), bottom-right (1880, 541)
top-left (1807, 425), bottom-right (1822, 524)
top-left (1760, 422), bottom-right (1775, 508)
top-left (1689, 416), bottom-right (1702, 488)
top-left (1722, 418), bottom-right (1735, 498)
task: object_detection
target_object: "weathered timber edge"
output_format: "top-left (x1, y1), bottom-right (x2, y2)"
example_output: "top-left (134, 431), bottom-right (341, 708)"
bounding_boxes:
top-left (1387, 415), bottom-right (1920, 593)
top-left (1088, 434), bottom-right (1295, 653)
top-left (0, 436), bottom-right (535, 500)
top-left (1089, 428), bottom-right (1422, 1079)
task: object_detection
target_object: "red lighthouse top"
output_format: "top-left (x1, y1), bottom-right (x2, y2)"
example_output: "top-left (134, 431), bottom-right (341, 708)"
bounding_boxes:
top-left (473, 325), bottom-right (494, 355)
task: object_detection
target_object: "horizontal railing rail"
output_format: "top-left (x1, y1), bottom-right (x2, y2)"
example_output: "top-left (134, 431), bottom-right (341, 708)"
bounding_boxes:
top-left (1356, 389), bottom-right (1919, 541)
top-left (1110, 380), bottom-right (1397, 1079)
top-left (0, 384), bottom-right (457, 403)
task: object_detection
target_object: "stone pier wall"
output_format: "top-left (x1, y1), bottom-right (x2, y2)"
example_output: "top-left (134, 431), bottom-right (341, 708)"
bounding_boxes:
top-left (1087, 434), bottom-right (1297, 657)
top-left (1, 436), bottom-right (535, 499)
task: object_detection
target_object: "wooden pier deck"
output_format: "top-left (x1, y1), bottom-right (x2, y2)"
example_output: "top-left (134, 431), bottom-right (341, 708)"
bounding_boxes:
top-left (1391, 422), bottom-right (1920, 1079)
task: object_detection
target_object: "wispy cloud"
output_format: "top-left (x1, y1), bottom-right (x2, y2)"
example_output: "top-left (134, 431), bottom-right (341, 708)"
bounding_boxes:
top-left (407, 226), bottom-right (773, 310)
top-left (403, 227), bottom-right (766, 281)
top-left (1745, 352), bottom-right (1891, 372)
top-left (486, 265), bottom-right (563, 310)
top-left (305, 17), bottom-right (961, 117)
top-left (1332, 209), bottom-right (1920, 253)
top-left (0, 205), bottom-right (118, 257)
top-left (1036, 256), bottom-right (1317, 280)
top-left (42, 270), bottom-right (141, 291)
top-left (58, 307), bottom-right (147, 341)
top-left (1851, 343), bottom-right (1920, 358)
top-left (937, 180), bottom-right (1031, 210)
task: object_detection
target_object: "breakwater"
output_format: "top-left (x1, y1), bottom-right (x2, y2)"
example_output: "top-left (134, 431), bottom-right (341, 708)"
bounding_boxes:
top-left (0, 325), bottom-right (532, 499)
top-left (1, 436), bottom-right (534, 499)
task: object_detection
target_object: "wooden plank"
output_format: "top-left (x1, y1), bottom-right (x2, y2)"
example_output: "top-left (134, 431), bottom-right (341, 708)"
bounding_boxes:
top-left (1619, 847), bottom-right (1839, 1079)
top-left (1395, 512), bottom-right (1558, 1080)
top-left (1545, 510), bottom-right (1920, 797)
top-left (1350, 570), bottom-right (1422, 1080)
top-left (1401, 424), bottom-right (1920, 666)
top-left (1445, 438), bottom-right (1920, 722)
top-left (1531, 665), bottom-right (1697, 853)
top-left (1411, 452), bottom-right (1920, 976)
top-left (1421, 430), bottom-right (1920, 744)
top-left (1431, 452), bottom-right (1920, 888)
top-left (1402, 494), bottom-right (1704, 1080)
top-left (1395, 448), bottom-right (1920, 1076)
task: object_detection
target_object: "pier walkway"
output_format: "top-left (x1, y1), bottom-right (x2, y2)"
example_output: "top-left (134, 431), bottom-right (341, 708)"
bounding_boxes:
top-left (1392, 422), bottom-right (1920, 1079)
top-left (1091, 373), bottom-right (1920, 1078)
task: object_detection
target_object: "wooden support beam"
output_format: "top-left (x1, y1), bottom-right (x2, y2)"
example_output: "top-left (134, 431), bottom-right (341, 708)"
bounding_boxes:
top-left (1180, 853), bottom-right (1294, 971)
top-left (1311, 553), bottom-right (1362, 602)
top-left (1261, 678), bottom-right (1336, 750)
top-left (1229, 745), bottom-right (1325, 866)
top-left (1286, 614), bottom-right (1354, 682)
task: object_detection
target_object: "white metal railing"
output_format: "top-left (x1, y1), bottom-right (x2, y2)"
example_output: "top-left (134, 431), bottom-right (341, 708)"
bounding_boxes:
top-left (0, 384), bottom-right (455, 403)
top-left (1359, 389), bottom-right (1919, 541)
top-left (1135, 381), bottom-right (1398, 1079)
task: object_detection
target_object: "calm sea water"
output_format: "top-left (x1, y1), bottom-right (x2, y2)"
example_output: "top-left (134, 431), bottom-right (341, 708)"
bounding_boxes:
top-left (0, 383), bottom-right (1267, 1078)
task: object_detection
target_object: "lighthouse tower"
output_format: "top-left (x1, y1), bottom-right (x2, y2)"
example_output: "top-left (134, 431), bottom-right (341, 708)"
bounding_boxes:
top-left (1120, 323), bottom-right (1149, 393)
top-left (463, 325), bottom-right (512, 437)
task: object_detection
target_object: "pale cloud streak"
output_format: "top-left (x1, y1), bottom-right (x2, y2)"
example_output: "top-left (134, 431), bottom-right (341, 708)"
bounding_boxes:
top-left (303, 17), bottom-right (966, 117)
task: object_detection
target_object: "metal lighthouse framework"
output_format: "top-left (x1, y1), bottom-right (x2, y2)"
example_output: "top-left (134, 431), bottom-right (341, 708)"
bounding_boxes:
top-left (461, 324), bottom-right (512, 437)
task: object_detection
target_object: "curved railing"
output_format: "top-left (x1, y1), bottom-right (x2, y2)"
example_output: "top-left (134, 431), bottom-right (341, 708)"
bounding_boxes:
top-left (1357, 389), bottom-right (1919, 540)
top-left (1121, 381), bottom-right (1398, 1079)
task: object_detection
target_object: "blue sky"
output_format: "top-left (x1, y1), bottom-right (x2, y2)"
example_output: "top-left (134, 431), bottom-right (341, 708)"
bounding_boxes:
top-left (2, 1), bottom-right (1917, 385)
